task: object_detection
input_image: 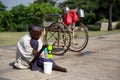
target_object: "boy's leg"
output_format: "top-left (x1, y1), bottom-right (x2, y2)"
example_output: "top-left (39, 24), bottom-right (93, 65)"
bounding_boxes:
top-left (52, 65), bottom-right (67, 72)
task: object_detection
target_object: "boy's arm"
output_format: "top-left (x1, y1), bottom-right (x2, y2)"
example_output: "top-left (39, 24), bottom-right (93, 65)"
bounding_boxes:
top-left (31, 44), bottom-right (48, 64)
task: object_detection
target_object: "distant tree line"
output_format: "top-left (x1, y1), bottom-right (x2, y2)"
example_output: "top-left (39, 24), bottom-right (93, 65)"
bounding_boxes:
top-left (0, 1), bottom-right (61, 32)
top-left (0, 0), bottom-right (120, 32)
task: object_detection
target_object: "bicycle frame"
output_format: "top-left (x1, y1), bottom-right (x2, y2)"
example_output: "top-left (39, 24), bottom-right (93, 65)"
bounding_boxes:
top-left (42, 1), bottom-right (88, 55)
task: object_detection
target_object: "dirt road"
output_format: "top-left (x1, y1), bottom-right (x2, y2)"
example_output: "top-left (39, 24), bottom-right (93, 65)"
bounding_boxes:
top-left (0, 33), bottom-right (120, 80)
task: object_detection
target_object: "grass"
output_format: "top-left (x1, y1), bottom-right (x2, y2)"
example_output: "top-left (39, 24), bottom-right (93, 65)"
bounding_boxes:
top-left (0, 30), bottom-right (120, 46)
top-left (88, 30), bottom-right (120, 36)
top-left (0, 32), bottom-right (27, 46)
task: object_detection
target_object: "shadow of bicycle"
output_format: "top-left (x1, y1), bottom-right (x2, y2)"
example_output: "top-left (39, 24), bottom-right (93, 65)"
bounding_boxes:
top-left (75, 51), bottom-right (96, 57)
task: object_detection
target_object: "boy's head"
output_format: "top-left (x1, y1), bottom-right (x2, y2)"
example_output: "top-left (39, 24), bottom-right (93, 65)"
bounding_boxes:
top-left (28, 24), bottom-right (42, 40)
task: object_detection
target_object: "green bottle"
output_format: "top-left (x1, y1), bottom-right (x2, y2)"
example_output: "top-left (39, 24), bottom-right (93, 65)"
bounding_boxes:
top-left (48, 44), bottom-right (53, 59)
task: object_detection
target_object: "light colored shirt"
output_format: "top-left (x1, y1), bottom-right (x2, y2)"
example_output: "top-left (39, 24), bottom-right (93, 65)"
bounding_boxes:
top-left (14, 34), bottom-right (43, 69)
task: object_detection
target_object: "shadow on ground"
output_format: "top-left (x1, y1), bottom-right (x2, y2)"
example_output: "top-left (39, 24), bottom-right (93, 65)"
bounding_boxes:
top-left (75, 51), bottom-right (96, 57)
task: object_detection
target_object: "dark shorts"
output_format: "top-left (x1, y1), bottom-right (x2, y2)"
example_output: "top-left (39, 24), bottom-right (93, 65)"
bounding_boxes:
top-left (30, 57), bottom-right (56, 71)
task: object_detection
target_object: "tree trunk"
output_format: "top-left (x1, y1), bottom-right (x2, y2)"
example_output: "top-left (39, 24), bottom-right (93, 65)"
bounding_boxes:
top-left (108, 1), bottom-right (113, 31)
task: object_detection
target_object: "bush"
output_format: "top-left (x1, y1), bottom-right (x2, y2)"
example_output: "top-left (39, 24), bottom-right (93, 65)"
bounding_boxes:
top-left (0, 27), bottom-right (5, 32)
top-left (88, 25), bottom-right (100, 31)
top-left (116, 21), bottom-right (120, 29)
top-left (100, 18), bottom-right (108, 22)
top-left (16, 23), bottom-right (29, 32)
top-left (84, 11), bottom-right (96, 24)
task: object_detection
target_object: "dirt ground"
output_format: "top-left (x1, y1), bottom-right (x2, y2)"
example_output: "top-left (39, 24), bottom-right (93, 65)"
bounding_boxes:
top-left (0, 33), bottom-right (120, 80)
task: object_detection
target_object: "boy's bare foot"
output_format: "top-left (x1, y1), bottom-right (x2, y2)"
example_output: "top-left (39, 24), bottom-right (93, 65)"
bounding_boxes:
top-left (53, 65), bottom-right (67, 72)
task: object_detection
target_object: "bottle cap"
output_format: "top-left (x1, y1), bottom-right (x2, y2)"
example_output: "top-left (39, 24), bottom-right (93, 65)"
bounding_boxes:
top-left (48, 44), bottom-right (53, 51)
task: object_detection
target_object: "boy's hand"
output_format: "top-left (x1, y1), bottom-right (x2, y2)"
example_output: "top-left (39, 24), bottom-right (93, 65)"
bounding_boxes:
top-left (32, 49), bottom-right (38, 55)
top-left (43, 43), bottom-right (48, 48)
top-left (35, 52), bottom-right (40, 57)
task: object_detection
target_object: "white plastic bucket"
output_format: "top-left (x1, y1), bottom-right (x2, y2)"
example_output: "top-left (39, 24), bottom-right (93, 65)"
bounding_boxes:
top-left (43, 62), bottom-right (53, 74)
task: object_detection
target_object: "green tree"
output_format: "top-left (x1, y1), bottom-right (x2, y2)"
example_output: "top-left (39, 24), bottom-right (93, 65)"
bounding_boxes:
top-left (0, 2), bottom-right (7, 31)
top-left (112, 0), bottom-right (120, 21)
top-left (9, 3), bottom-right (61, 31)
top-left (27, 3), bottom-right (61, 24)
top-left (0, 11), bottom-right (14, 31)
top-left (10, 4), bottom-right (29, 31)
top-left (0, 2), bottom-right (6, 11)
top-left (1, 0), bottom-right (120, 32)
top-left (34, 0), bottom-right (58, 6)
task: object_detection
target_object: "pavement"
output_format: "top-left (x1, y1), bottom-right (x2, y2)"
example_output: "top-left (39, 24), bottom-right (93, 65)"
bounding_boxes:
top-left (0, 33), bottom-right (120, 80)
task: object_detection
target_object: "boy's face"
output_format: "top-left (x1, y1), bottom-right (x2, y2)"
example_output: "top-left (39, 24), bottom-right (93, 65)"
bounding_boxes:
top-left (30, 30), bottom-right (42, 40)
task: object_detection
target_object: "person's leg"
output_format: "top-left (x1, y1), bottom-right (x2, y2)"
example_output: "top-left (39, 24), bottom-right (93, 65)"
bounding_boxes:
top-left (52, 65), bottom-right (67, 72)
top-left (30, 58), bottom-right (43, 71)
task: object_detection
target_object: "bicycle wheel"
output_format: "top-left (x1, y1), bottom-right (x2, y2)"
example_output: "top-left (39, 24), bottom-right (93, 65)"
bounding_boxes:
top-left (70, 23), bottom-right (88, 52)
top-left (44, 22), bottom-right (71, 55)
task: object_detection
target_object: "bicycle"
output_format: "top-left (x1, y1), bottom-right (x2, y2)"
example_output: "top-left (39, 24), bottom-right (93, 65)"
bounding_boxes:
top-left (42, 14), bottom-right (71, 55)
top-left (42, 1), bottom-right (89, 55)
